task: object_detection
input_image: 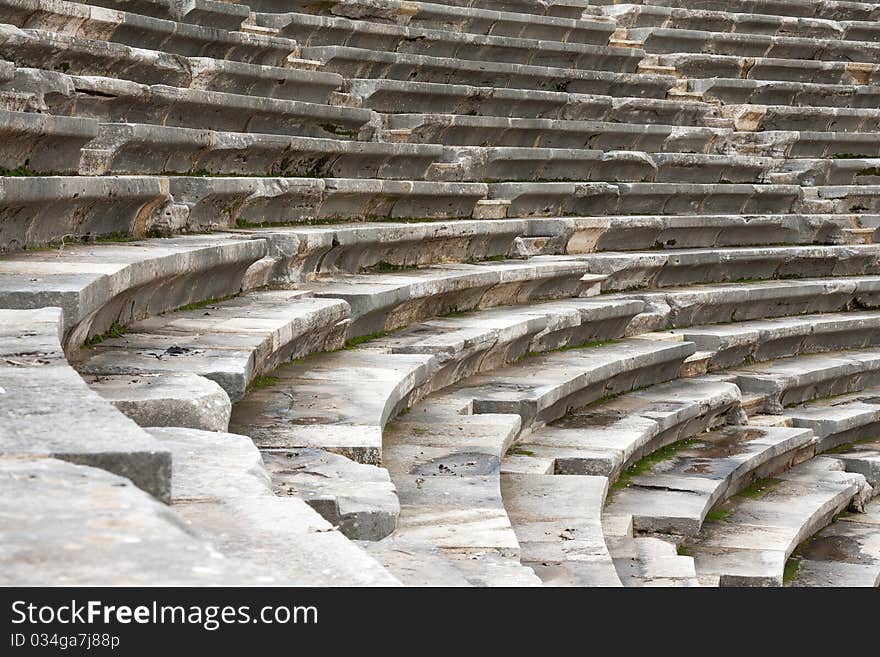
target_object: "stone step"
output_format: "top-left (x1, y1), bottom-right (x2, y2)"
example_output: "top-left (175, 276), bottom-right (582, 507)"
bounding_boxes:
top-left (0, 26), bottom-right (343, 102)
top-left (606, 534), bottom-right (699, 586)
top-left (788, 494), bottom-right (880, 587)
top-left (4, 68), bottom-right (376, 137)
top-left (256, 11), bottom-right (641, 71)
top-left (288, 0), bottom-right (616, 45)
top-left (606, 425), bottom-right (816, 535)
top-left (722, 103), bottom-right (880, 133)
top-left (0, 0), bottom-right (299, 65)
top-left (501, 472), bottom-right (622, 586)
top-left (502, 377), bottom-right (741, 479)
top-left (666, 310), bottom-right (880, 369)
top-left (0, 108), bottom-right (97, 174)
top-left (0, 233), bottom-right (265, 349)
top-left (622, 276), bottom-right (880, 333)
top-left (76, 122), bottom-right (440, 177)
top-left (0, 307), bottom-right (172, 500)
top-left (722, 347), bottom-right (880, 414)
top-left (685, 456), bottom-right (871, 586)
top-left (658, 52), bottom-right (880, 85)
top-left (601, 3), bottom-right (880, 42)
top-left (300, 256), bottom-right (606, 336)
top-left (301, 45), bottom-right (677, 97)
top-left (229, 294), bottom-right (638, 464)
top-left (784, 393), bottom-right (880, 453)
top-left (487, 182), bottom-right (804, 217)
top-left (0, 457), bottom-right (277, 585)
top-left (261, 448), bottom-right (399, 540)
top-left (171, 177), bottom-right (488, 229)
top-left (88, 0), bottom-right (250, 31)
top-left (633, 27), bottom-right (880, 64)
top-left (76, 291), bottom-right (350, 402)
top-left (88, 372), bottom-right (232, 432)
top-left (147, 426), bottom-right (401, 585)
top-left (575, 244), bottom-right (880, 292)
top-left (692, 77), bottom-right (880, 109)
top-left (344, 79), bottom-right (725, 126)
top-left (251, 0), bottom-right (593, 19)
top-left (588, 0), bottom-right (880, 24)
top-left (448, 336), bottom-right (696, 428)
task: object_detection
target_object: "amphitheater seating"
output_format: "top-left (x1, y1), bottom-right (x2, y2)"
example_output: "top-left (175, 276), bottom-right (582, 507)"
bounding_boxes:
top-left (2, 0), bottom-right (880, 587)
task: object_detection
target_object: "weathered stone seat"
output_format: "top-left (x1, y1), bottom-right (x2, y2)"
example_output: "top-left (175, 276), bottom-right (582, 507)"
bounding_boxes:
top-left (0, 307), bottom-right (172, 499)
top-left (589, 0), bottom-right (880, 23)
top-left (0, 457), bottom-right (277, 585)
top-left (487, 181), bottom-right (803, 216)
top-left (632, 27), bottom-right (880, 64)
top-left (169, 177), bottom-right (488, 228)
top-left (0, 108), bottom-right (97, 173)
top-left (606, 425), bottom-right (817, 536)
top-left (88, 0), bottom-right (250, 30)
top-left (147, 426), bottom-right (401, 584)
top-left (722, 104), bottom-right (880, 133)
top-left (685, 457), bottom-right (870, 586)
top-left (0, 0), bottom-right (298, 65)
top-left (656, 52), bottom-right (880, 85)
top-left (0, 25), bottom-right (342, 100)
top-left (6, 70), bottom-right (377, 136)
top-left (301, 256), bottom-right (605, 335)
top-left (0, 233), bottom-right (265, 348)
top-left (77, 291), bottom-right (350, 401)
top-left (782, 391), bottom-right (880, 452)
top-left (255, 11), bottom-right (641, 71)
top-left (721, 347), bottom-right (880, 414)
top-left (693, 77), bottom-right (880, 109)
top-left (77, 123), bottom-right (441, 177)
top-left (620, 276), bottom-right (880, 332)
top-left (297, 0), bottom-right (616, 45)
top-left (387, 113), bottom-right (728, 151)
top-left (345, 78), bottom-right (726, 125)
top-left (301, 45), bottom-right (677, 96)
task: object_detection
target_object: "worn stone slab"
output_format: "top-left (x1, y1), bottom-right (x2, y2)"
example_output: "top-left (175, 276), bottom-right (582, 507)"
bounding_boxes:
top-left (0, 457), bottom-right (276, 585)
top-left (147, 427), bottom-right (400, 585)
top-left (301, 45), bottom-right (676, 97)
top-left (0, 307), bottom-right (172, 501)
top-left (302, 257), bottom-right (605, 336)
top-left (0, 0), bottom-right (298, 65)
top-left (0, 175), bottom-right (172, 252)
top-left (0, 108), bottom-right (97, 174)
top-left (692, 76), bottom-right (880, 109)
top-left (0, 25), bottom-right (343, 101)
top-left (89, 0), bottom-right (249, 31)
top-left (501, 472), bottom-right (621, 586)
top-left (457, 337), bottom-right (696, 426)
top-left (0, 233), bottom-right (266, 349)
top-left (607, 426), bottom-right (816, 536)
top-left (687, 457), bottom-right (870, 586)
top-left (78, 123), bottom-right (440, 177)
top-left (33, 73), bottom-right (376, 138)
top-left (503, 377), bottom-right (741, 478)
top-left (261, 447), bottom-right (399, 540)
top-left (489, 182), bottom-right (802, 217)
top-left (88, 372), bottom-right (232, 432)
top-left (578, 245), bottom-right (880, 292)
top-left (77, 291), bottom-right (350, 401)
top-left (669, 311), bottom-right (880, 369)
top-left (619, 276), bottom-right (880, 333)
top-left (345, 79), bottom-right (723, 126)
top-left (590, 0), bottom-right (880, 23)
top-left (726, 348), bottom-right (880, 413)
top-left (606, 535), bottom-right (699, 587)
top-left (260, 11), bottom-right (641, 71)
